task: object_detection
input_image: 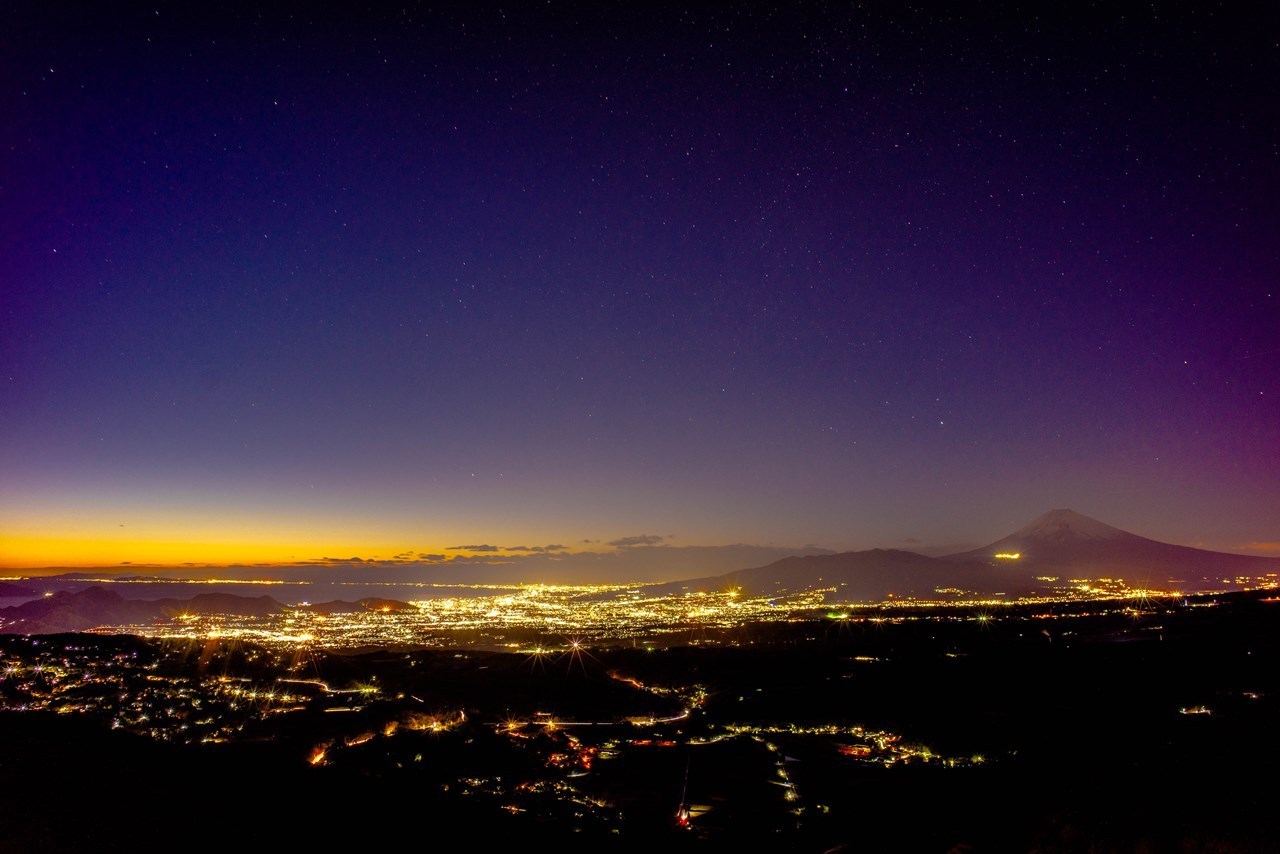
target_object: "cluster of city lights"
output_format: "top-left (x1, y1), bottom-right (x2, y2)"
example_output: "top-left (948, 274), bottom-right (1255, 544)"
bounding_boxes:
top-left (7, 571), bottom-right (1274, 652)
top-left (85, 585), bottom-right (832, 650)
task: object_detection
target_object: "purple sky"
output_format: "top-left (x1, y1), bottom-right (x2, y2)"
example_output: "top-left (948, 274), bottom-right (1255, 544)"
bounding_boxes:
top-left (2, 3), bottom-right (1277, 568)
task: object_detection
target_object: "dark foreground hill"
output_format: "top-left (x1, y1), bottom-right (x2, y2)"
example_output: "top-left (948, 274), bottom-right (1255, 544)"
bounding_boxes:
top-left (1, 591), bottom-right (1278, 852)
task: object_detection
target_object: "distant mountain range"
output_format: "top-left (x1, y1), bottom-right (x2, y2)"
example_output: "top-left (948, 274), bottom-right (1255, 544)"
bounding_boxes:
top-left (942, 509), bottom-right (1278, 583)
top-left (658, 509), bottom-right (1280, 602)
top-left (3, 511), bottom-right (1276, 631)
top-left (0, 582), bottom-right (38, 598)
top-left (0, 588), bottom-right (415, 634)
top-left (21, 543), bottom-right (837, 587)
top-left (649, 549), bottom-right (1006, 601)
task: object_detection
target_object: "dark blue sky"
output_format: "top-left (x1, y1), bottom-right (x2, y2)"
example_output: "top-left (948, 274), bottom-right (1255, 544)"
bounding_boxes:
top-left (3, 2), bottom-right (1278, 567)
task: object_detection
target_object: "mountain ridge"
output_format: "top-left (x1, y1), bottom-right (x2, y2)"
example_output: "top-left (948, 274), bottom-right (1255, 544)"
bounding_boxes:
top-left (942, 508), bottom-right (1279, 585)
top-left (4, 512), bottom-right (1277, 622)
top-left (0, 588), bottom-right (409, 634)
top-left (665, 509), bottom-right (1280, 601)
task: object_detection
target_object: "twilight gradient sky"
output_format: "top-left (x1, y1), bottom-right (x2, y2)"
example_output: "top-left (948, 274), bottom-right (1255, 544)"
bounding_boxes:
top-left (3, 3), bottom-right (1278, 569)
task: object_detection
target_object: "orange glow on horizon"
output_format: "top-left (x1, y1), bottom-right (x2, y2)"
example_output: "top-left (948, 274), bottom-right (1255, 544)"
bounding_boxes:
top-left (0, 506), bottom-right (613, 571)
top-left (0, 534), bottom-right (564, 572)
top-left (0, 535), bottom-right (368, 571)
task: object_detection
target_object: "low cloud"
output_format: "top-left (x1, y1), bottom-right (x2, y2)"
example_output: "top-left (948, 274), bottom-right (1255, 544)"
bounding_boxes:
top-left (447, 544), bottom-right (500, 552)
top-left (442, 554), bottom-right (514, 565)
top-left (505, 544), bottom-right (567, 553)
top-left (1242, 541), bottom-right (1280, 553)
top-left (608, 534), bottom-right (668, 548)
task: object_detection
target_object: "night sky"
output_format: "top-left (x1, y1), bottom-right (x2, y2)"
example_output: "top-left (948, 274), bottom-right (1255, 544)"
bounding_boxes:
top-left (3, 2), bottom-right (1278, 569)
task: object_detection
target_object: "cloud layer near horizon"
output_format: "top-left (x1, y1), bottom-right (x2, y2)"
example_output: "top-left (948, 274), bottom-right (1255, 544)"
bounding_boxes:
top-left (46, 543), bottom-right (836, 585)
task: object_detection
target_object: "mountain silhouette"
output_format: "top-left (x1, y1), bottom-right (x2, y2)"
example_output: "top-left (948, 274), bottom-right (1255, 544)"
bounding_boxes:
top-left (654, 548), bottom-right (1007, 601)
top-left (942, 508), bottom-right (1280, 589)
top-left (0, 587), bottom-right (286, 634)
top-left (665, 509), bottom-right (1279, 602)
